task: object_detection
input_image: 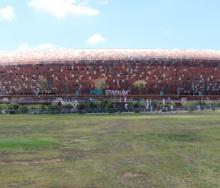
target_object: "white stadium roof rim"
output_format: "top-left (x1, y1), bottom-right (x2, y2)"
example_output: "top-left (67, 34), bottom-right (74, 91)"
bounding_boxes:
top-left (0, 49), bottom-right (220, 65)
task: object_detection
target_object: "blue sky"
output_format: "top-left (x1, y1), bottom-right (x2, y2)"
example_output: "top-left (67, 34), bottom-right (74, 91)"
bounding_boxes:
top-left (0, 0), bottom-right (220, 50)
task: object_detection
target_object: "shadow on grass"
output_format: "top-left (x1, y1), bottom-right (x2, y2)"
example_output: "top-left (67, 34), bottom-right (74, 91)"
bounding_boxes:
top-left (136, 131), bottom-right (200, 143)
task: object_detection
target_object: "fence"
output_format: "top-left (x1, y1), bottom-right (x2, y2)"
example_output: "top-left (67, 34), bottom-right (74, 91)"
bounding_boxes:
top-left (1, 105), bottom-right (220, 115)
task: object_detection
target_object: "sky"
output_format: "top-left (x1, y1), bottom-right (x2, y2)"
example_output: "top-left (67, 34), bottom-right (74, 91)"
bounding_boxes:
top-left (0, 0), bottom-right (220, 51)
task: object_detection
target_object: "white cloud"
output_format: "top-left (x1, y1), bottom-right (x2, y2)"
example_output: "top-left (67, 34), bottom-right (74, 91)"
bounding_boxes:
top-left (98, 0), bottom-right (109, 5)
top-left (86, 33), bottom-right (107, 45)
top-left (16, 43), bottom-right (63, 51)
top-left (17, 44), bottom-right (31, 51)
top-left (0, 5), bottom-right (15, 22)
top-left (36, 44), bottom-right (61, 50)
top-left (28, 0), bottom-right (99, 20)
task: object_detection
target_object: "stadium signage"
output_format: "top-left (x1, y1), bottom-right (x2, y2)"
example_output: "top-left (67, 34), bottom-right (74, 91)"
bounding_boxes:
top-left (105, 90), bottom-right (128, 96)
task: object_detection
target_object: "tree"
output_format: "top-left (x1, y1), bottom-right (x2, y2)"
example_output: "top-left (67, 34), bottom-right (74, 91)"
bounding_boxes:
top-left (39, 75), bottom-right (47, 95)
top-left (133, 80), bottom-right (147, 94)
top-left (94, 78), bottom-right (107, 90)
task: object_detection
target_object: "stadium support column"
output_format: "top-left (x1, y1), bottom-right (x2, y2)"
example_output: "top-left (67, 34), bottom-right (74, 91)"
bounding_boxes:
top-left (113, 94), bottom-right (116, 109)
top-left (146, 99), bottom-right (150, 111)
top-left (124, 96), bottom-right (127, 111)
top-left (163, 98), bottom-right (166, 112)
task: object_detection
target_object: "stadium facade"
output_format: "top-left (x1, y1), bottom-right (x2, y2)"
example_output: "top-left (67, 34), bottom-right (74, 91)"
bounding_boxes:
top-left (0, 49), bottom-right (220, 104)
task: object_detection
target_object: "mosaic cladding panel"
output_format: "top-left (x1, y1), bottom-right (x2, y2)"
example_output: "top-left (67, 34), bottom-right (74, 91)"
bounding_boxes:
top-left (0, 58), bottom-right (220, 96)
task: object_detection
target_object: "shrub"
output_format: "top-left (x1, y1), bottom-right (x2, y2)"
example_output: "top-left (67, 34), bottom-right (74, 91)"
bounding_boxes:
top-left (88, 102), bottom-right (98, 109)
top-left (40, 105), bottom-right (48, 110)
top-left (7, 104), bottom-right (20, 110)
top-left (47, 104), bottom-right (60, 113)
top-left (99, 100), bottom-right (113, 109)
top-left (106, 101), bottom-right (113, 109)
top-left (26, 105), bottom-right (38, 110)
top-left (0, 104), bottom-right (8, 110)
top-left (77, 103), bottom-right (87, 113)
top-left (182, 102), bottom-right (197, 112)
top-left (131, 101), bottom-right (145, 112)
top-left (19, 105), bottom-right (29, 113)
top-left (63, 104), bottom-right (73, 109)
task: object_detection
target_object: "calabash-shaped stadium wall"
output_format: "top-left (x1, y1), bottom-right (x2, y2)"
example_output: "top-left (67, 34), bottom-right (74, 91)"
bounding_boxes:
top-left (0, 49), bottom-right (220, 97)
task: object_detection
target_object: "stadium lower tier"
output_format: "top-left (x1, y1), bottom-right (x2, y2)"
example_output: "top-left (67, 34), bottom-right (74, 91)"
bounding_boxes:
top-left (0, 58), bottom-right (220, 97)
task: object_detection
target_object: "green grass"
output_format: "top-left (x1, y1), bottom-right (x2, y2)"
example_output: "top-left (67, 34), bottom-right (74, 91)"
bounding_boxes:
top-left (0, 112), bottom-right (220, 188)
top-left (0, 138), bottom-right (57, 150)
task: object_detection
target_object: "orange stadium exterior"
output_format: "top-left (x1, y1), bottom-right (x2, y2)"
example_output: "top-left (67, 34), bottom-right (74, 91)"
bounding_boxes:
top-left (0, 49), bottom-right (220, 103)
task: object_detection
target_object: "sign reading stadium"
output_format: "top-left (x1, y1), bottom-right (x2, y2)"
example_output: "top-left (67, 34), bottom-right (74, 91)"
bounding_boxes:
top-left (105, 90), bottom-right (128, 96)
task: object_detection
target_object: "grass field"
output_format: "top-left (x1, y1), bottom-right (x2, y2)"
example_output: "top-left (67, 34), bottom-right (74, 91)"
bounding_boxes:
top-left (0, 112), bottom-right (220, 188)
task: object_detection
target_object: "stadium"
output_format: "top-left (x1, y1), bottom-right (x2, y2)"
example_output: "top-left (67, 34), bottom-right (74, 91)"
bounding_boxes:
top-left (0, 49), bottom-right (220, 104)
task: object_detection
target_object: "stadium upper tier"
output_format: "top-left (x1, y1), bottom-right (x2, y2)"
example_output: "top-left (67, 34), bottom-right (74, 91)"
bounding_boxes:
top-left (0, 49), bottom-right (219, 97)
top-left (0, 49), bottom-right (220, 65)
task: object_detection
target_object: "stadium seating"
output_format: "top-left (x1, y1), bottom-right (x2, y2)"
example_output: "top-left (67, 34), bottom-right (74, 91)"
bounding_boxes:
top-left (0, 49), bottom-right (219, 96)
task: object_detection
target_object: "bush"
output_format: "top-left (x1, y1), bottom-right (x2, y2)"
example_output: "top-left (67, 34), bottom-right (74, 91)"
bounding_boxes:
top-left (131, 101), bottom-right (145, 113)
top-left (48, 104), bottom-right (60, 113)
top-left (88, 102), bottom-right (98, 109)
top-left (26, 105), bottom-right (39, 110)
top-left (77, 103), bottom-right (87, 113)
top-left (7, 104), bottom-right (20, 111)
top-left (63, 104), bottom-right (73, 110)
top-left (0, 104), bottom-right (8, 110)
top-left (99, 100), bottom-right (108, 109)
top-left (106, 101), bottom-right (113, 109)
top-left (182, 102), bottom-right (197, 112)
top-left (19, 105), bottom-right (29, 113)
top-left (131, 101), bottom-right (140, 109)
top-left (40, 105), bottom-right (48, 110)
top-left (99, 100), bottom-right (113, 109)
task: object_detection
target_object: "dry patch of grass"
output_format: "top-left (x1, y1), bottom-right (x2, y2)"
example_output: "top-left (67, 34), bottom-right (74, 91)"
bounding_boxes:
top-left (0, 158), bottom-right (63, 165)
